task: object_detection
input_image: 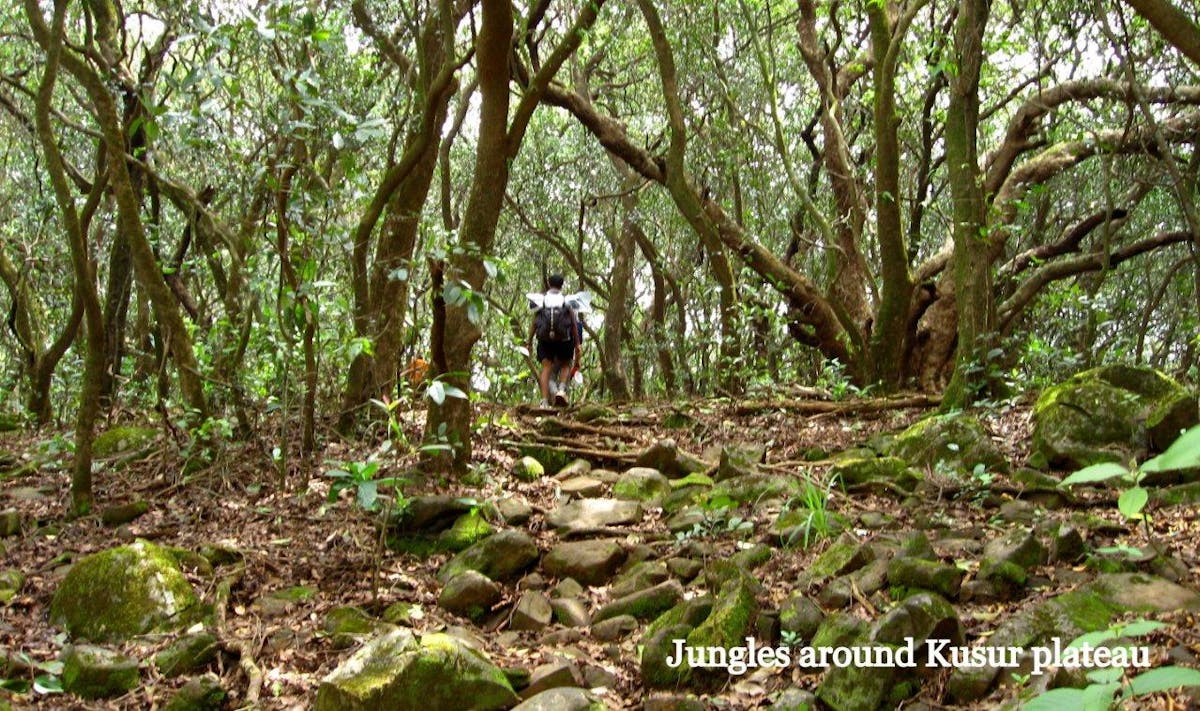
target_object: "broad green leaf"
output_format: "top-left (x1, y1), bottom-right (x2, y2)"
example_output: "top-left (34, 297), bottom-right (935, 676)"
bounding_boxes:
top-left (1019, 688), bottom-right (1089, 711)
top-left (1086, 667), bottom-right (1125, 684)
top-left (1117, 486), bottom-right (1148, 519)
top-left (428, 381), bottom-right (446, 405)
top-left (33, 674), bottom-right (63, 694)
top-left (1141, 425), bottom-right (1200, 472)
top-left (1059, 462), bottom-right (1129, 487)
top-left (1127, 665), bottom-right (1200, 695)
top-left (357, 480), bottom-right (378, 510)
top-left (1080, 681), bottom-right (1120, 709)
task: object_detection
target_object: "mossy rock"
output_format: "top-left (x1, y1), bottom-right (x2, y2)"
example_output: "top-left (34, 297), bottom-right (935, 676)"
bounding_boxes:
top-left (155, 630), bottom-right (219, 677)
top-left (1031, 365), bottom-right (1194, 469)
top-left (640, 597), bottom-right (715, 688)
top-left (889, 413), bottom-right (1007, 474)
top-left (0, 568), bottom-right (25, 604)
top-left (516, 446), bottom-right (571, 476)
top-left (92, 426), bottom-right (158, 457)
top-left (61, 644), bottom-right (139, 699)
top-left (436, 530), bottom-right (539, 585)
top-left (946, 572), bottom-right (1200, 703)
top-left (437, 510), bottom-right (495, 552)
top-left (829, 456), bottom-right (921, 493)
top-left (163, 673), bottom-right (225, 711)
top-left (50, 539), bottom-right (202, 642)
top-left (325, 606), bottom-right (392, 648)
top-left (613, 467), bottom-right (671, 503)
top-left (314, 630), bottom-right (517, 711)
top-left (512, 456), bottom-right (545, 482)
top-left (709, 473), bottom-right (804, 506)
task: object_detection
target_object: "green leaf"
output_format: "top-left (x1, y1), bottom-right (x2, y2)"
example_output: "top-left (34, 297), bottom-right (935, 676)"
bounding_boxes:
top-left (428, 381), bottom-right (446, 405)
top-left (1117, 486), bottom-right (1148, 520)
top-left (1079, 681), bottom-right (1120, 709)
top-left (357, 480), bottom-right (378, 510)
top-left (1086, 667), bottom-right (1125, 684)
top-left (1127, 665), bottom-right (1200, 696)
top-left (1059, 462), bottom-right (1129, 487)
top-left (1019, 687), bottom-right (1089, 711)
top-left (33, 674), bottom-right (64, 694)
top-left (1141, 425), bottom-right (1200, 472)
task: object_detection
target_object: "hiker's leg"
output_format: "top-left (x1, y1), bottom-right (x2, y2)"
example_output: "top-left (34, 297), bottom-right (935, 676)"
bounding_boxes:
top-left (539, 360), bottom-right (554, 402)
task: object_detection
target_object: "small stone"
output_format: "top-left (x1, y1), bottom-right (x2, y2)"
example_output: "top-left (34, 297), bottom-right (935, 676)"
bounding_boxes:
top-left (543, 539), bottom-right (627, 586)
top-left (771, 688), bottom-right (818, 711)
top-left (552, 578), bottom-right (585, 599)
top-left (581, 663), bottom-right (617, 689)
top-left (155, 631), bottom-right (219, 677)
top-left (520, 661), bottom-right (581, 699)
top-left (591, 614), bottom-right (638, 641)
top-left (665, 557), bottom-right (702, 581)
top-left (612, 467), bottom-right (671, 503)
top-left (437, 530), bottom-right (540, 584)
top-left (511, 591), bottom-right (553, 631)
top-left (99, 500), bottom-right (150, 527)
top-left (513, 687), bottom-right (603, 711)
top-left (520, 572), bottom-right (548, 590)
top-left (779, 595), bottom-right (825, 643)
top-left (514, 456), bottom-right (546, 481)
top-left (440, 571), bottom-right (503, 621)
top-left (0, 568), bottom-right (25, 604)
top-left (0, 510), bottom-right (20, 537)
top-left (560, 477), bottom-right (606, 498)
top-left (887, 557), bottom-right (964, 598)
top-left (163, 673), bottom-right (225, 711)
top-left (643, 694), bottom-right (707, 711)
top-left (555, 459), bottom-right (592, 479)
top-left (61, 644), bottom-right (139, 699)
top-left (550, 598), bottom-right (591, 628)
top-left (496, 497), bottom-right (533, 525)
top-left (545, 499), bottom-right (643, 534)
top-left (1049, 524), bottom-right (1086, 563)
top-left (609, 561), bottom-right (670, 598)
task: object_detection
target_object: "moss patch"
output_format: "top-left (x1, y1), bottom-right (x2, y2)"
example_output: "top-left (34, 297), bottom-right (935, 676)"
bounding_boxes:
top-left (50, 539), bottom-right (202, 643)
top-left (92, 426), bottom-right (158, 457)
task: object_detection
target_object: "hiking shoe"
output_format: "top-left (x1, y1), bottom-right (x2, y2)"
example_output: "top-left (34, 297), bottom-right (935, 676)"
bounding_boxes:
top-left (554, 392), bottom-right (569, 407)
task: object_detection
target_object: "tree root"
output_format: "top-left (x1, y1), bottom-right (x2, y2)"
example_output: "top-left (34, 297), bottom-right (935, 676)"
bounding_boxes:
top-left (732, 394), bottom-right (940, 416)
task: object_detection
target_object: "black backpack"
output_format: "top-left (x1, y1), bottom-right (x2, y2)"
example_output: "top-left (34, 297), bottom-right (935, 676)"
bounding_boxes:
top-left (535, 295), bottom-right (576, 343)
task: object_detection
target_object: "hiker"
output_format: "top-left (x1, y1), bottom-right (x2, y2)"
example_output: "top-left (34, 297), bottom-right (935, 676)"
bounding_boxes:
top-left (529, 274), bottom-right (581, 407)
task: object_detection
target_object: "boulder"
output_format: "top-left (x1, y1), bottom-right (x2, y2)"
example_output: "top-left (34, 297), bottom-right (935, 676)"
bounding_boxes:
top-left (715, 443), bottom-right (766, 481)
top-left (437, 510), bottom-right (495, 552)
top-left (886, 557), bottom-right (964, 599)
top-left (946, 572), bottom-right (1200, 702)
top-left (513, 456), bottom-right (546, 481)
top-left (829, 456), bottom-right (921, 493)
top-left (635, 439), bottom-right (708, 479)
top-left (439, 571), bottom-right (502, 621)
top-left (513, 687), bottom-right (604, 711)
top-left (593, 580), bottom-right (684, 623)
top-left (314, 630), bottom-right (518, 711)
top-left (0, 568), bottom-right (24, 604)
top-left (437, 530), bottom-right (539, 585)
top-left (545, 499), bottom-right (643, 534)
top-left (979, 528), bottom-right (1046, 583)
top-left (92, 426), bottom-right (158, 457)
top-left (890, 412), bottom-right (1007, 474)
top-left (510, 591), bottom-right (553, 631)
top-left (155, 630), bottom-right (219, 677)
top-left (542, 539), bottom-right (626, 586)
top-left (50, 539), bottom-right (202, 642)
top-left (613, 468), bottom-right (671, 503)
top-left (550, 598), bottom-right (591, 627)
top-left (1031, 365), bottom-right (1196, 469)
top-left (559, 477), bottom-right (606, 498)
top-left (163, 673), bottom-right (225, 711)
top-left (391, 495), bottom-right (475, 533)
top-left (60, 644), bottom-right (139, 699)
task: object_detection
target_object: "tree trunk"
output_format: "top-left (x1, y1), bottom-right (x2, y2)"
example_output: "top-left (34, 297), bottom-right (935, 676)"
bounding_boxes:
top-left (942, 0), bottom-right (995, 408)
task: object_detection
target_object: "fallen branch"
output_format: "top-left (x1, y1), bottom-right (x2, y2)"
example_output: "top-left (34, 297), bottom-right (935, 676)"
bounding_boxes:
top-left (500, 438), bottom-right (638, 464)
top-left (213, 570), bottom-right (263, 708)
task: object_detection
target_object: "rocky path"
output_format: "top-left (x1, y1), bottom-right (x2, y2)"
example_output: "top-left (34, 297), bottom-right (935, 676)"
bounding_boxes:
top-left (1, 365), bottom-right (1199, 709)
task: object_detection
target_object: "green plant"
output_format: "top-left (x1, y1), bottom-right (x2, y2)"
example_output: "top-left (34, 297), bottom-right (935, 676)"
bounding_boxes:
top-left (816, 358), bottom-right (860, 401)
top-left (781, 477), bottom-right (836, 548)
top-left (1057, 425), bottom-right (1200, 555)
top-left (1021, 619), bottom-right (1200, 710)
top-left (0, 653), bottom-right (63, 695)
top-left (674, 494), bottom-right (753, 541)
top-left (325, 460), bottom-right (403, 512)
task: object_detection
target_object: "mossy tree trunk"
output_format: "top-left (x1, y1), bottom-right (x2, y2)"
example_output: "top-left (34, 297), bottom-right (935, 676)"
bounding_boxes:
top-left (27, 0), bottom-right (107, 514)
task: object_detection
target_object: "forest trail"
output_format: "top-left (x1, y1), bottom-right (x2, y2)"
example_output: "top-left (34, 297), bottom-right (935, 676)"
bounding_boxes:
top-left (1, 390), bottom-right (1199, 709)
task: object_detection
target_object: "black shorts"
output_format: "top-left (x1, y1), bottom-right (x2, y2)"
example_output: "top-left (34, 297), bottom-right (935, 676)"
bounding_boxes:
top-left (537, 339), bottom-right (574, 364)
